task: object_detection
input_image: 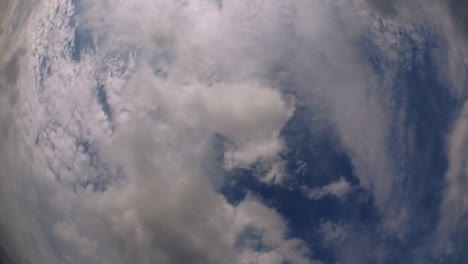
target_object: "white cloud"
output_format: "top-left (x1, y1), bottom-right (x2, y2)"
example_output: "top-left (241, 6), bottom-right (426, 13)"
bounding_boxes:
top-left (435, 101), bottom-right (468, 252)
top-left (319, 222), bottom-right (348, 244)
top-left (0, 0), bottom-right (314, 263)
top-left (129, 69), bottom-right (294, 170)
top-left (3, 0), bottom-right (468, 263)
top-left (302, 177), bottom-right (352, 200)
top-left (0, 0), bottom-right (402, 262)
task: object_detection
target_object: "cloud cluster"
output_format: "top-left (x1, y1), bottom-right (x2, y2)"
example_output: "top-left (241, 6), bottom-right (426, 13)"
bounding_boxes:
top-left (1, 0), bottom-right (310, 263)
top-left (2, 0), bottom-right (468, 263)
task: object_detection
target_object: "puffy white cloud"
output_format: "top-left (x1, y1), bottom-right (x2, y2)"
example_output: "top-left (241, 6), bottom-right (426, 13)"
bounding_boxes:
top-left (128, 68), bottom-right (293, 169)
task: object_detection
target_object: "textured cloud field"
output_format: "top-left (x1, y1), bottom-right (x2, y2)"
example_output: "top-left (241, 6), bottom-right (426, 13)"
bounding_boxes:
top-left (1, 0), bottom-right (468, 263)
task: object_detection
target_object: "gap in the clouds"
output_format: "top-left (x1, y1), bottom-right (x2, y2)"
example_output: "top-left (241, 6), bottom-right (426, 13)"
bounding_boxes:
top-left (36, 56), bottom-right (51, 90)
top-left (279, 107), bottom-right (359, 188)
top-left (222, 167), bottom-right (379, 263)
top-left (71, 27), bottom-right (95, 63)
top-left (221, 24), bottom-right (467, 263)
top-left (221, 107), bottom-right (380, 263)
top-left (69, 0), bottom-right (92, 24)
top-left (96, 84), bottom-right (112, 122)
top-left (72, 139), bottom-right (113, 192)
top-left (397, 37), bottom-right (467, 261)
top-left (68, 0), bottom-right (96, 63)
top-left (355, 24), bottom-right (465, 261)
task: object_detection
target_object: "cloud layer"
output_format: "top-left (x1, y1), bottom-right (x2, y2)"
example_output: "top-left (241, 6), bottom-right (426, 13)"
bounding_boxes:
top-left (1, 0), bottom-right (468, 263)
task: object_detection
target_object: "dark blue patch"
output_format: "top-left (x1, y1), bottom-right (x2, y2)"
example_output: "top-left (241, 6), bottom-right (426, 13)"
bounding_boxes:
top-left (71, 27), bottom-right (95, 62)
top-left (222, 167), bottom-right (378, 263)
top-left (280, 107), bottom-right (359, 188)
top-left (97, 84), bottom-right (112, 121)
top-left (76, 139), bottom-right (98, 167)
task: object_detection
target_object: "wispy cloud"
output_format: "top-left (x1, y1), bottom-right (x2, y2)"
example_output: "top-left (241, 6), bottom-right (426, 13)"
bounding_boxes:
top-left (302, 177), bottom-right (352, 200)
